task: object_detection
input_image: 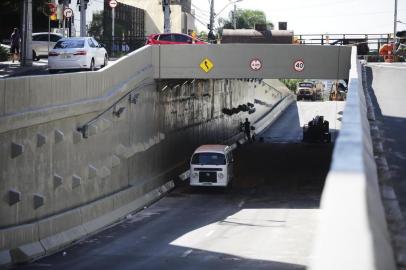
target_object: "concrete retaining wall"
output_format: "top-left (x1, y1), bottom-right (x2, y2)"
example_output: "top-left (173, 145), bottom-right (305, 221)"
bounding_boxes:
top-left (0, 47), bottom-right (291, 266)
top-left (310, 49), bottom-right (396, 270)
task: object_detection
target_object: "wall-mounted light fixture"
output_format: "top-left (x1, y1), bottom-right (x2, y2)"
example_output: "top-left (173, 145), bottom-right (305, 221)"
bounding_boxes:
top-left (113, 106), bottom-right (126, 118)
top-left (129, 93), bottom-right (139, 104)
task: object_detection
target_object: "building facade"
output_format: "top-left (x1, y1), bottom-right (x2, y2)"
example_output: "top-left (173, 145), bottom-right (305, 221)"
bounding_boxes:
top-left (118, 0), bottom-right (196, 35)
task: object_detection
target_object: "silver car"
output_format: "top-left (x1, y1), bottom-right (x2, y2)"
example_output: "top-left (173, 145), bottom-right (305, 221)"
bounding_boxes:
top-left (32, 32), bottom-right (63, 61)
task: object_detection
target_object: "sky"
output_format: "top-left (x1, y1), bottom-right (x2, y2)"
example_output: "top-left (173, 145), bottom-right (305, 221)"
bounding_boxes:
top-left (191, 0), bottom-right (406, 35)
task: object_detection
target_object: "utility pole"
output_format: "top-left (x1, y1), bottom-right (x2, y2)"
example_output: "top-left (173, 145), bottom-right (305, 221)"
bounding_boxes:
top-left (21, 0), bottom-right (33, 66)
top-left (112, 5), bottom-right (115, 50)
top-left (394, 0), bottom-right (398, 43)
top-left (208, 0), bottom-right (215, 41)
top-left (162, 0), bottom-right (171, 33)
top-left (80, 0), bottom-right (86, 36)
top-left (233, 3), bottom-right (237, 29)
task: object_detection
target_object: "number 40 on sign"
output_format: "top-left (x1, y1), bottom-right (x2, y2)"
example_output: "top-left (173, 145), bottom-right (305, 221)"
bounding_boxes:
top-left (293, 60), bottom-right (304, 72)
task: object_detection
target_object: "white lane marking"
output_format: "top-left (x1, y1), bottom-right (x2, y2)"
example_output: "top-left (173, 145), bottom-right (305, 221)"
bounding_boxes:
top-left (205, 230), bottom-right (215, 237)
top-left (238, 200), bottom-right (245, 208)
top-left (181, 249), bottom-right (193, 257)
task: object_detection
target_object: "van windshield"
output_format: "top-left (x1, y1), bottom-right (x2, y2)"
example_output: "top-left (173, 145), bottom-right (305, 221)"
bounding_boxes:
top-left (191, 153), bottom-right (226, 165)
top-left (299, 82), bottom-right (314, 88)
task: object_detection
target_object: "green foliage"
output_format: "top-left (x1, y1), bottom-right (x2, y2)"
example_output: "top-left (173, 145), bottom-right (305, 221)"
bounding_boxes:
top-left (217, 9), bottom-right (273, 30)
top-left (0, 0), bottom-right (50, 42)
top-left (198, 31), bottom-right (208, 41)
top-left (280, 79), bottom-right (304, 93)
top-left (88, 12), bottom-right (104, 39)
top-left (0, 46), bottom-right (10, 61)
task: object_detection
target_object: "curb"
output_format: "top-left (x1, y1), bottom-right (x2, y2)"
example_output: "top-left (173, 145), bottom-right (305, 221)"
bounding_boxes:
top-left (0, 180), bottom-right (174, 268)
top-left (0, 64), bottom-right (48, 78)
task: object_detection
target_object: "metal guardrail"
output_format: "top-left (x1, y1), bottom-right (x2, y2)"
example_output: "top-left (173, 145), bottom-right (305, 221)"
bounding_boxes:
top-left (296, 33), bottom-right (406, 62)
top-left (296, 33), bottom-right (392, 47)
top-left (99, 37), bottom-right (146, 58)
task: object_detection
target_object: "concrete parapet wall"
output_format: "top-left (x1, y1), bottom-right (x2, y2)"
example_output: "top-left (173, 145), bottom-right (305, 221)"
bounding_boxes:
top-left (157, 44), bottom-right (352, 80)
top-left (0, 47), bottom-right (291, 265)
top-left (0, 46), bottom-right (154, 131)
top-left (310, 48), bottom-right (396, 270)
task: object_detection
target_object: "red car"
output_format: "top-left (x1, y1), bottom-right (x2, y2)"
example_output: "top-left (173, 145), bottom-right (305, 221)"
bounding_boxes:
top-left (145, 33), bottom-right (207, 45)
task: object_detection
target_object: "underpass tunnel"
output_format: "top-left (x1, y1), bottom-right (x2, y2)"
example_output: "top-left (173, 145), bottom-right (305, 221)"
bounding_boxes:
top-left (0, 43), bottom-right (356, 269)
top-left (224, 78), bottom-right (346, 193)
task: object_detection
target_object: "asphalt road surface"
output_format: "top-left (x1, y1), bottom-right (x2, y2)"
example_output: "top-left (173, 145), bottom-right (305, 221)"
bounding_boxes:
top-left (365, 64), bottom-right (406, 219)
top-left (259, 101), bottom-right (345, 143)
top-left (17, 101), bottom-right (337, 270)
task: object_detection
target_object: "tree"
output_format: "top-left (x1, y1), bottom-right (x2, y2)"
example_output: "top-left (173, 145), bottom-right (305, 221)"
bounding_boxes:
top-left (280, 79), bottom-right (304, 93)
top-left (0, 0), bottom-right (50, 42)
top-left (198, 30), bottom-right (208, 41)
top-left (217, 9), bottom-right (273, 31)
top-left (88, 11), bottom-right (104, 39)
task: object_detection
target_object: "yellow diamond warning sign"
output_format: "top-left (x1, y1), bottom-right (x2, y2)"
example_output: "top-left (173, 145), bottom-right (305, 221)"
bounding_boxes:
top-left (200, 58), bottom-right (214, 73)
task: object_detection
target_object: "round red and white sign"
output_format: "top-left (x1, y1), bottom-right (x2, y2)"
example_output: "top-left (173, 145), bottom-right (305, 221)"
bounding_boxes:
top-left (109, 0), bottom-right (118, 8)
top-left (63, 8), bottom-right (73, 18)
top-left (293, 59), bottom-right (305, 72)
top-left (250, 59), bottom-right (262, 71)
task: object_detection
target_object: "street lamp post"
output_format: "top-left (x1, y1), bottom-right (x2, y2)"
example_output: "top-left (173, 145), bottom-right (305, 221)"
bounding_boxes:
top-left (394, 0), bottom-right (398, 43)
top-left (208, 0), bottom-right (243, 41)
top-left (233, 2), bottom-right (237, 29)
top-left (208, 0), bottom-right (215, 41)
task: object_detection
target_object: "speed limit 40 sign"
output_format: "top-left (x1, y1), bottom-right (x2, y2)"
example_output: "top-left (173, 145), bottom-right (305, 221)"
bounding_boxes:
top-left (293, 59), bottom-right (305, 72)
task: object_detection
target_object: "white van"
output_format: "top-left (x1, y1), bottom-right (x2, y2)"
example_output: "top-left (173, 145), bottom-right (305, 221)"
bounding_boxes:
top-left (189, 145), bottom-right (234, 187)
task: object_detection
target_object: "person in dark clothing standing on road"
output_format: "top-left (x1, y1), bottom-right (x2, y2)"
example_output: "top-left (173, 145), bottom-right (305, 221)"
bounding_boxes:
top-left (244, 118), bottom-right (251, 141)
top-left (10, 28), bottom-right (20, 63)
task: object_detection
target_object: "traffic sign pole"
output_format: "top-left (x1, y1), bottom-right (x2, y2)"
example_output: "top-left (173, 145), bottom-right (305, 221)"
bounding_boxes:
top-left (112, 8), bottom-right (115, 54)
top-left (109, 0), bottom-right (117, 55)
top-left (48, 16), bottom-right (50, 56)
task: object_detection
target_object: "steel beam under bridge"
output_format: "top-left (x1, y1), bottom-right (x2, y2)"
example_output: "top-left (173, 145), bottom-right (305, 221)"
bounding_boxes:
top-left (153, 44), bottom-right (352, 80)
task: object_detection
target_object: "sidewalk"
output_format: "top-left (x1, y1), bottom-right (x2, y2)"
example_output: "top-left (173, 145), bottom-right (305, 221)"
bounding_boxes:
top-left (0, 59), bottom-right (48, 78)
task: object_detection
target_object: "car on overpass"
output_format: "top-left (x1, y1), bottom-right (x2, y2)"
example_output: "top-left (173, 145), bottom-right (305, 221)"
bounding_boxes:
top-left (32, 32), bottom-right (63, 61)
top-left (145, 33), bottom-right (207, 45)
top-left (190, 145), bottom-right (234, 187)
top-left (48, 37), bottom-right (108, 74)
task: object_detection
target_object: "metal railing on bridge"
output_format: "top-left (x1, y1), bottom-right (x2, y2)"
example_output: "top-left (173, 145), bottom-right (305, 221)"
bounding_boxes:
top-left (99, 36), bottom-right (146, 58)
top-left (296, 33), bottom-right (404, 62)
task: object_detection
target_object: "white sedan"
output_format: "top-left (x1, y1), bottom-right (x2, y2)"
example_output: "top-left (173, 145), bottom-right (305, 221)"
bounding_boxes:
top-left (48, 37), bottom-right (108, 74)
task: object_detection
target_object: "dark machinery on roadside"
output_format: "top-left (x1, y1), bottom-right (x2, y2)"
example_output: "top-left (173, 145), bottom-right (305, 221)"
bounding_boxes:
top-left (303, 115), bottom-right (331, 143)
